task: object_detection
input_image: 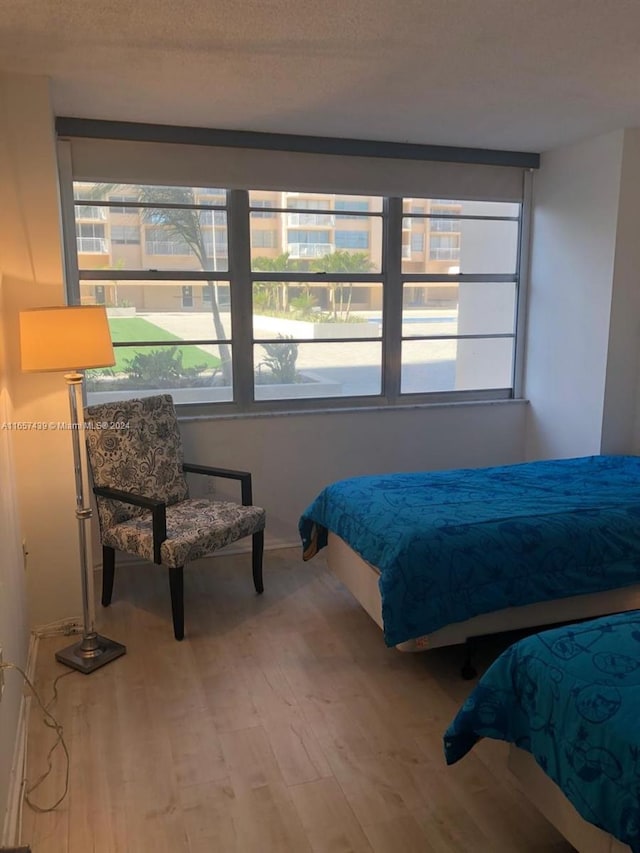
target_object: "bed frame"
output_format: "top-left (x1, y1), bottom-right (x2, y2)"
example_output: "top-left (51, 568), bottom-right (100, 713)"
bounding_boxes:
top-left (327, 532), bottom-right (640, 660)
top-left (508, 746), bottom-right (629, 852)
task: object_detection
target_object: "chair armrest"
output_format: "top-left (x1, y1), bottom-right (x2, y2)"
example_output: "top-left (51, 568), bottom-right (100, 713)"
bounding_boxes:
top-left (93, 485), bottom-right (167, 564)
top-left (182, 463), bottom-right (253, 505)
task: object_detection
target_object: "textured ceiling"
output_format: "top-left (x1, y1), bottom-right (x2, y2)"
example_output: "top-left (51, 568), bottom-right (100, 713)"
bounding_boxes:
top-left (1, 0), bottom-right (640, 153)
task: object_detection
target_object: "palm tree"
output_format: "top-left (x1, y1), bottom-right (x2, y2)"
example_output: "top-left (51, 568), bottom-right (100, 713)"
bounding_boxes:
top-left (87, 184), bottom-right (232, 384)
top-left (310, 250), bottom-right (374, 319)
top-left (135, 186), bottom-right (232, 384)
top-left (252, 253), bottom-right (303, 312)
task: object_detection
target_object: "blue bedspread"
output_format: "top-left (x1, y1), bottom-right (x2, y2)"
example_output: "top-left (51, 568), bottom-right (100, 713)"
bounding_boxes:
top-left (443, 612), bottom-right (640, 851)
top-left (298, 455), bottom-right (640, 647)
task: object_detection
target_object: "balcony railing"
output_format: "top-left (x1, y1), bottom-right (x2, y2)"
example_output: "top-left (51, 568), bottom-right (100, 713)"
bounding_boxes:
top-left (145, 240), bottom-right (191, 255)
top-left (287, 213), bottom-right (335, 227)
top-left (204, 245), bottom-right (229, 258)
top-left (75, 205), bottom-right (106, 220)
top-left (430, 219), bottom-right (460, 232)
top-left (429, 247), bottom-right (461, 260)
top-left (287, 242), bottom-right (334, 259)
top-left (199, 210), bottom-right (227, 225)
top-left (77, 237), bottom-right (108, 253)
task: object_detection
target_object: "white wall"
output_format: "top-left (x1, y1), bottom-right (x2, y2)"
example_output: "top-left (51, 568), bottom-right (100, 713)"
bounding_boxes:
top-left (0, 276), bottom-right (28, 838)
top-left (0, 70), bottom-right (85, 833)
top-left (524, 131), bottom-right (625, 459)
top-left (601, 129), bottom-right (640, 453)
top-left (0, 75), bottom-right (80, 626)
top-left (180, 401), bottom-right (528, 548)
top-left (0, 73), bottom-right (82, 628)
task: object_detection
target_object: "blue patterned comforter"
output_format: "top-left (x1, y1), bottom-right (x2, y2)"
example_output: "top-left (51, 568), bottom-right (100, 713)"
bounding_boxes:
top-left (443, 612), bottom-right (640, 851)
top-left (298, 455), bottom-right (640, 647)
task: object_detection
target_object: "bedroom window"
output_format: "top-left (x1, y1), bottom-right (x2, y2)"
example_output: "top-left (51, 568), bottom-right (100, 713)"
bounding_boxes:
top-left (401, 199), bottom-right (520, 396)
top-left (66, 181), bottom-right (524, 411)
top-left (249, 191), bottom-right (383, 401)
top-left (73, 183), bottom-right (233, 405)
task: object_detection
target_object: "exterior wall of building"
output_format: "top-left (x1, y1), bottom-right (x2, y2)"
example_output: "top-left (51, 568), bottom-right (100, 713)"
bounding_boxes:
top-left (75, 187), bottom-right (464, 313)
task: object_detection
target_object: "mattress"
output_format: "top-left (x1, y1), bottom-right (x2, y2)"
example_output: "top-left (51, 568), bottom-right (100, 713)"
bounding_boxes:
top-left (299, 455), bottom-right (640, 647)
top-left (443, 611), bottom-right (640, 852)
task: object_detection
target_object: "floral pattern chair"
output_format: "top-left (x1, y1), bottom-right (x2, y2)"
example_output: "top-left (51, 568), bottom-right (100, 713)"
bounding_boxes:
top-left (84, 394), bottom-right (266, 640)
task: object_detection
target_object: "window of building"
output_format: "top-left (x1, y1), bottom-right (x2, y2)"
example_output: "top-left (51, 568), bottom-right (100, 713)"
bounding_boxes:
top-left (335, 199), bottom-right (370, 219)
top-left (287, 229), bottom-right (331, 244)
top-left (67, 178), bottom-right (525, 412)
top-left (145, 228), bottom-right (192, 255)
top-left (288, 198), bottom-right (331, 210)
top-left (334, 230), bottom-right (370, 249)
top-left (286, 229), bottom-right (333, 259)
top-left (411, 232), bottom-right (425, 252)
top-left (75, 222), bottom-right (107, 253)
top-left (429, 234), bottom-right (461, 260)
top-left (251, 200), bottom-right (276, 218)
top-left (111, 225), bottom-right (141, 244)
top-left (108, 195), bottom-right (138, 214)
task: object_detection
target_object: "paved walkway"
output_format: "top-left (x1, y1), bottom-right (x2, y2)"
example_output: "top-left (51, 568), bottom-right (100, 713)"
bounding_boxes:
top-left (136, 310), bottom-right (458, 395)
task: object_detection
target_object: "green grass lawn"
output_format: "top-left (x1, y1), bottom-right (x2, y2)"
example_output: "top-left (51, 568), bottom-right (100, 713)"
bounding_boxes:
top-left (107, 317), bottom-right (221, 372)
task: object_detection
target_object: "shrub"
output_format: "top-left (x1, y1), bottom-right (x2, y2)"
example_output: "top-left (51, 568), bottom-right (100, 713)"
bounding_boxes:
top-left (257, 335), bottom-right (299, 384)
top-left (124, 347), bottom-right (208, 385)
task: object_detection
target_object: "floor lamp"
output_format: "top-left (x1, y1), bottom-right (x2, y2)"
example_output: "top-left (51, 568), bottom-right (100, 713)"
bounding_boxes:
top-left (19, 305), bottom-right (126, 674)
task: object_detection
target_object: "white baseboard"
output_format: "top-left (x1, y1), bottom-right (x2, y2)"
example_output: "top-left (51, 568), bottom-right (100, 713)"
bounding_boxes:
top-left (1, 630), bottom-right (38, 848)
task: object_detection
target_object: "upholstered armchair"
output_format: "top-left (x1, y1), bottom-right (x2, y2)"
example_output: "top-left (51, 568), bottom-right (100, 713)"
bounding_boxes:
top-left (84, 394), bottom-right (266, 640)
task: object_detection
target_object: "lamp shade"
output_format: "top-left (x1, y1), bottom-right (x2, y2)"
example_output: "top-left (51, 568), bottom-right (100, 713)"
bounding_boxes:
top-left (20, 305), bottom-right (115, 372)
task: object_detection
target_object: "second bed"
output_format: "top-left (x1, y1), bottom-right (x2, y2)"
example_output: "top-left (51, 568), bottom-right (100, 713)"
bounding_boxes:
top-left (299, 455), bottom-right (640, 658)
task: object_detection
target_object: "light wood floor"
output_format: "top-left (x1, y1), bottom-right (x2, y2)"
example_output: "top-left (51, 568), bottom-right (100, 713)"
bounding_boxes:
top-left (21, 548), bottom-right (575, 853)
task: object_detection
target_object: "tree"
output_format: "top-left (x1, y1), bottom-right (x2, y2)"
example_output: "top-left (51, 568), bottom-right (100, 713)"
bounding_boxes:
top-left (135, 186), bottom-right (232, 384)
top-left (310, 250), bottom-right (374, 319)
top-left (99, 257), bottom-right (125, 307)
top-left (251, 253), bottom-right (304, 312)
top-left (88, 184), bottom-right (232, 384)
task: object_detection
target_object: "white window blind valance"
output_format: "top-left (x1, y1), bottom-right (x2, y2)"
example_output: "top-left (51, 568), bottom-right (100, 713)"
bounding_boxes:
top-left (64, 137), bottom-right (528, 202)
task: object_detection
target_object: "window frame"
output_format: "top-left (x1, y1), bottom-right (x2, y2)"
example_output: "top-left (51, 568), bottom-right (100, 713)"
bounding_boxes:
top-left (61, 172), bottom-right (531, 416)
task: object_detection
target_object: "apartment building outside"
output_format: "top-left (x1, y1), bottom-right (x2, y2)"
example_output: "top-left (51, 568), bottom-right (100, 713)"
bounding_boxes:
top-left (75, 187), bottom-right (463, 313)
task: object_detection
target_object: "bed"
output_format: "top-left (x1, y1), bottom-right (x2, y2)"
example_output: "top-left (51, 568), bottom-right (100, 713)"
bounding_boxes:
top-left (299, 455), bottom-right (640, 663)
top-left (443, 611), bottom-right (640, 852)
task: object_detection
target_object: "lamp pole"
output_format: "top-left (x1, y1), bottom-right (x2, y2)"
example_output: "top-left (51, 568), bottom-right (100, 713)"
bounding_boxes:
top-left (54, 372), bottom-right (126, 673)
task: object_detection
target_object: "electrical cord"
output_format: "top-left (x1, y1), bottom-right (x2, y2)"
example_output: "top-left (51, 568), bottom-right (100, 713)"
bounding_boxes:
top-left (0, 662), bottom-right (73, 813)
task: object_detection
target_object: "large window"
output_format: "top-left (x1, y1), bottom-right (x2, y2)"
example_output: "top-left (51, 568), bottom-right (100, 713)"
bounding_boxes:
top-left (246, 191), bottom-right (383, 402)
top-left (68, 183), bottom-right (524, 412)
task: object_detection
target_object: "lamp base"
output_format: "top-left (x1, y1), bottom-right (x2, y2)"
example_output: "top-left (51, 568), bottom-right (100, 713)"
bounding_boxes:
top-left (55, 635), bottom-right (126, 674)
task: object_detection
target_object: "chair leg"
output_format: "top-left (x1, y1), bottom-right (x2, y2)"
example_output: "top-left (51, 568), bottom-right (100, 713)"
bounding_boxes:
top-left (252, 530), bottom-right (264, 594)
top-left (168, 566), bottom-right (185, 641)
top-left (102, 546), bottom-right (116, 607)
